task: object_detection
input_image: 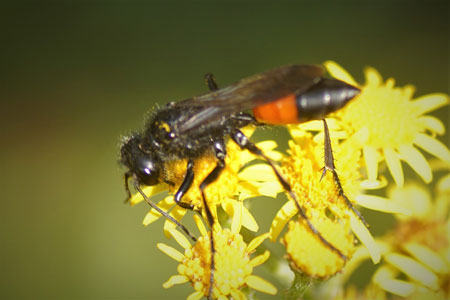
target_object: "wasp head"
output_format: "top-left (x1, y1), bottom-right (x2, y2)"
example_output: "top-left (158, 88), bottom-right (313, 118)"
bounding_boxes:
top-left (120, 134), bottom-right (161, 186)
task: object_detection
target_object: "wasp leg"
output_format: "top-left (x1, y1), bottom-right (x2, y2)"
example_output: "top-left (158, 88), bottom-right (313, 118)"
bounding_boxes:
top-left (204, 73), bottom-right (219, 91)
top-left (231, 129), bottom-right (348, 261)
top-left (134, 182), bottom-right (197, 242)
top-left (174, 158), bottom-right (196, 210)
top-left (321, 119), bottom-right (369, 227)
top-left (124, 171), bottom-right (132, 203)
top-left (199, 138), bottom-right (226, 300)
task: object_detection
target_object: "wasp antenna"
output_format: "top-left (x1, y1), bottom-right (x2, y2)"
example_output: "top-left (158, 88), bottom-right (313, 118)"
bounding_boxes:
top-left (134, 183), bottom-right (197, 242)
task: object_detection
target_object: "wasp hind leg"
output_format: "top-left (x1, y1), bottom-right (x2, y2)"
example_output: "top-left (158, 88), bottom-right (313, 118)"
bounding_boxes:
top-left (231, 129), bottom-right (348, 261)
top-left (321, 119), bottom-right (369, 227)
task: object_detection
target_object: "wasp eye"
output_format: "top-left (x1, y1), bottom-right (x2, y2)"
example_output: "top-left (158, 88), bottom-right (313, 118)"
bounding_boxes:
top-left (135, 156), bottom-right (160, 186)
top-left (120, 135), bottom-right (160, 186)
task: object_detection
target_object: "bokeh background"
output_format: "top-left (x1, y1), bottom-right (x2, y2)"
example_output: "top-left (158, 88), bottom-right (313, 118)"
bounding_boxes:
top-left (1, 1), bottom-right (448, 299)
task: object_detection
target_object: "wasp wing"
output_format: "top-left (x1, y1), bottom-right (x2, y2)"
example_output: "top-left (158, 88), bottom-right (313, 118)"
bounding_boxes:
top-left (175, 65), bottom-right (324, 133)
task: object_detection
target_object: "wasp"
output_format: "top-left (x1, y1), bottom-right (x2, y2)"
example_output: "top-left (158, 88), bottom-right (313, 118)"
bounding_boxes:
top-left (120, 64), bottom-right (365, 298)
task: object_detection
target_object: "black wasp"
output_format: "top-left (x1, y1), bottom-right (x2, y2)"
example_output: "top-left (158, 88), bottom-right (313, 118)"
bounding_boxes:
top-left (120, 64), bottom-right (365, 299)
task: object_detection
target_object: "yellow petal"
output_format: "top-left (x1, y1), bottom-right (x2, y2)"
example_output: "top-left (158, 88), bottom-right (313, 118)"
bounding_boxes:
top-left (312, 130), bottom-right (348, 144)
top-left (269, 200), bottom-right (297, 241)
top-left (256, 140), bottom-right (278, 151)
top-left (383, 147), bottom-right (404, 187)
top-left (412, 93), bottom-right (449, 115)
top-left (403, 243), bottom-right (449, 274)
top-left (156, 243), bottom-right (184, 262)
top-left (168, 228), bottom-right (191, 250)
top-left (193, 214), bottom-right (207, 237)
top-left (355, 194), bottom-right (411, 215)
top-left (231, 201), bottom-right (243, 234)
top-left (237, 181), bottom-right (260, 199)
top-left (250, 250), bottom-right (270, 267)
top-left (385, 77), bottom-right (395, 88)
top-left (414, 133), bottom-right (450, 164)
top-left (384, 253), bottom-right (439, 289)
top-left (364, 145), bottom-right (379, 182)
top-left (245, 275), bottom-right (277, 295)
top-left (398, 144), bottom-right (432, 183)
top-left (364, 67), bottom-right (382, 87)
top-left (186, 291), bottom-right (204, 300)
top-left (129, 184), bottom-right (167, 205)
top-left (350, 213), bottom-right (380, 263)
top-left (374, 275), bottom-right (415, 297)
top-left (388, 183), bottom-right (431, 219)
top-left (247, 232), bottom-right (270, 252)
top-left (418, 116), bottom-right (446, 135)
top-left (230, 290), bottom-right (246, 300)
top-left (242, 205), bottom-right (259, 232)
top-left (162, 275), bottom-right (188, 288)
top-left (360, 177), bottom-right (388, 190)
top-left (238, 164), bottom-right (278, 181)
top-left (258, 181), bottom-right (283, 198)
top-left (323, 61), bottom-right (358, 86)
top-left (437, 173), bottom-right (450, 192)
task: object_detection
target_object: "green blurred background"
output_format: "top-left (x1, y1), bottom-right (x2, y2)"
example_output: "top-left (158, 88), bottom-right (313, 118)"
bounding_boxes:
top-left (1, 1), bottom-right (448, 299)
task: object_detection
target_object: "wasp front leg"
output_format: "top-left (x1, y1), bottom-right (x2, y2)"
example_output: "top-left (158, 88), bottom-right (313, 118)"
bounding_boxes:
top-left (173, 158), bottom-right (196, 210)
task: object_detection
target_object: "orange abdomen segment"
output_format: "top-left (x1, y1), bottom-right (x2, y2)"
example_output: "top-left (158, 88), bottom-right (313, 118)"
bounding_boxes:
top-left (253, 94), bottom-right (299, 124)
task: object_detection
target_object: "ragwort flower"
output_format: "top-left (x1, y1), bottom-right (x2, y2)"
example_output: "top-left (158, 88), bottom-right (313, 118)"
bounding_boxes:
top-left (331, 179), bottom-right (449, 299)
top-left (324, 61), bottom-right (450, 187)
top-left (158, 214), bottom-right (277, 299)
top-left (129, 126), bottom-right (283, 235)
top-left (370, 180), bottom-right (450, 299)
top-left (270, 130), bottom-right (380, 278)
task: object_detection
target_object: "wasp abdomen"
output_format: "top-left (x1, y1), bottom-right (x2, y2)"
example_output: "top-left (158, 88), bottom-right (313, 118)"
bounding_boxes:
top-left (253, 78), bottom-right (359, 125)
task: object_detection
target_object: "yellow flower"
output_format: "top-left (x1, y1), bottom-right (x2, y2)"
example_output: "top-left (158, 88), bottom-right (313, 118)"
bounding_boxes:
top-left (270, 130), bottom-right (380, 278)
top-left (334, 180), bottom-right (449, 299)
top-left (157, 214), bottom-right (277, 299)
top-left (332, 284), bottom-right (387, 300)
top-left (129, 126), bottom-right (283, 235)
top-left (371, 181), bottom-right (449, 299)
top-left (324, 61), bottom-right (450, 187)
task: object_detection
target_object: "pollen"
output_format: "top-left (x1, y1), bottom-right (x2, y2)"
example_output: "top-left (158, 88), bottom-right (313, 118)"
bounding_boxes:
top-left (179, 228), bottom-right (251, 298)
